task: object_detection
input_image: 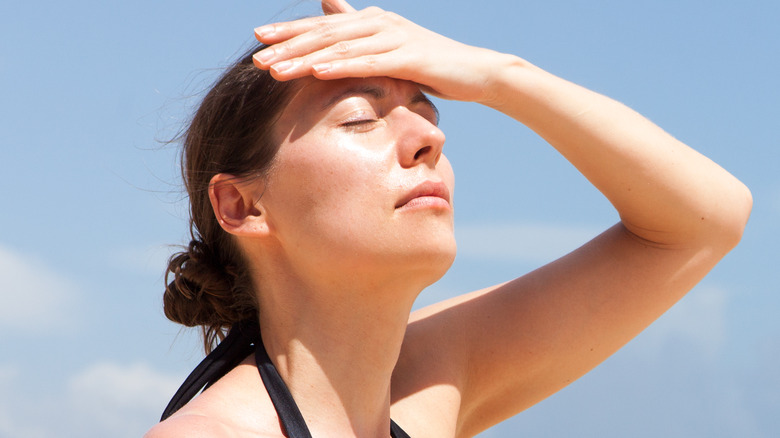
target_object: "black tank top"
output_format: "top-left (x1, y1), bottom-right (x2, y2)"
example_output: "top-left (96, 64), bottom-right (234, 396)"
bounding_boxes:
top-left (161, 320), bottom-right (411, 438)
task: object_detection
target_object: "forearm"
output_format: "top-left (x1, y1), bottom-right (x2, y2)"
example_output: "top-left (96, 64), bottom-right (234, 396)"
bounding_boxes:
top-left (481, 53), bottom-right (752, 248)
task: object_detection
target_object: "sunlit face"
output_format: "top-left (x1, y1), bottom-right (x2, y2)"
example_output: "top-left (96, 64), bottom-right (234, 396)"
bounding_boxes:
top-left (258, 77), bottom-right (456, 287)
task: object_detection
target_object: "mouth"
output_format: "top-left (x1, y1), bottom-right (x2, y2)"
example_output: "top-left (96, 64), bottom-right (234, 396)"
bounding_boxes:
top-left (395, 180), bottom-right (451, 210)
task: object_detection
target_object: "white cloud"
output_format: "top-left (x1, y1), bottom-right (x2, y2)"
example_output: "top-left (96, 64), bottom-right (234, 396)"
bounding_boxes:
top-left (66, 361), bottom-right (183, 436)
top-left (68, 362), bottom-right (183, 437)
top-left (68, 361), bottom-right (181, 412)
top-left (0, 360), bottom-right (185, 438)
top-left (0, 245), bottom-right (81, 334)
top-left (455, 222), bottom-right (600, 263)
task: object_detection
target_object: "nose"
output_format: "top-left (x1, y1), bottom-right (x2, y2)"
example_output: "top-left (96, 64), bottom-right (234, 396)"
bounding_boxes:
top-left (395, 109), bottom-right (446, 169)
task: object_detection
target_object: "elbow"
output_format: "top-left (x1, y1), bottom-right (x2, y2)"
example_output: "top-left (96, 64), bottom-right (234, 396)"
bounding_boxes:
top-left (712, 180), bottom-right (753, 251)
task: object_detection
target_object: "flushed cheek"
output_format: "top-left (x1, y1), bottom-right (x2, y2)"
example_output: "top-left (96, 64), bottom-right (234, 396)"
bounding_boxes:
top-left (307, 143), bottom-right (389, 211)
top-left (269, 138), bottom-right (392, 233)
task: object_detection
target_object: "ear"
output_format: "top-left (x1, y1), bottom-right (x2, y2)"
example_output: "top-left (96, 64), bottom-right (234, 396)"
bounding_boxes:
top-left (208, 173), bottom-right (269, 237)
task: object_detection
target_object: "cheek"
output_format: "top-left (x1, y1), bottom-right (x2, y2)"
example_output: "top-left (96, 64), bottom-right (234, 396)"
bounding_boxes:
top-left (265, 137), bottom-right (391, 239)
top-left (301, 142), bottom-right (387, 209)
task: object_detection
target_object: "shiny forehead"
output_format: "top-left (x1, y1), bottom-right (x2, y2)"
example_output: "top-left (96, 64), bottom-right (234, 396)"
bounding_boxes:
top-left (286, 77), bottom-right (437, 117)
top-left (273, 77), bottom-right (439, 142)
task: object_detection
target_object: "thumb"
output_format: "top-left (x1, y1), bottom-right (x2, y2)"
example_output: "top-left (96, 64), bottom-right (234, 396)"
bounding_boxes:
top-left (322, 0), bottom-right (357, 14)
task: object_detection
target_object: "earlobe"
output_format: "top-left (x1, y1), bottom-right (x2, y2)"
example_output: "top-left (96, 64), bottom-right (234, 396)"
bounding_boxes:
top-left (208, 174), bottom-right (270, 237)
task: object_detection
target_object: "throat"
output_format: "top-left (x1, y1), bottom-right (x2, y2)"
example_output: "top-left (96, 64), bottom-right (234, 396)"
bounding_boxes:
top-left (255, 286), bottom-right (414, 437)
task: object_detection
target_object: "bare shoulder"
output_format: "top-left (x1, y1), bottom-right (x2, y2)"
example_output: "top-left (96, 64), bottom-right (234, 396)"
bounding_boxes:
top-left (145, 358), bottom-right (282, 438)
top-left (144, 413), bottom-right (240, 438)
top-left (145, 401), bottom-right (282, 438)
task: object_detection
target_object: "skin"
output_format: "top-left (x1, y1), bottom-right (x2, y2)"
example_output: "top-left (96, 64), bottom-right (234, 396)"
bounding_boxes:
top-left (146, 1), bottom-right (752, 437)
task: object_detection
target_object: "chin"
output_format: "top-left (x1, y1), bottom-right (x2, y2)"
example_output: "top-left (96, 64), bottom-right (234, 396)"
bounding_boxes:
top-left (427, 249), bottom-right (457, 285)
top-left (402, 237), bottom-right (457, 286)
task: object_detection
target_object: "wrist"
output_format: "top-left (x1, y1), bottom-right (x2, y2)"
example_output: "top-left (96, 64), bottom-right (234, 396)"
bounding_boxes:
top-left (476, 52), bottom-right (535, 109)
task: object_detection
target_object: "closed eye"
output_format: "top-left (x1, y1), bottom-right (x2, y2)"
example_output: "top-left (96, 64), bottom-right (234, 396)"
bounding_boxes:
top-left (341, 119), bottom-right (380, 132)
top-left (342, 119), bottom-right (377, 126)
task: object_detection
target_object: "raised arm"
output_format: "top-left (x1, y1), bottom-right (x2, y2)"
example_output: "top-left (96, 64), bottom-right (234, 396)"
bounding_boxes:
top-left (252, 3), bottom-right (748, 246)
top-left (252, 2), bottom-right (752, 436)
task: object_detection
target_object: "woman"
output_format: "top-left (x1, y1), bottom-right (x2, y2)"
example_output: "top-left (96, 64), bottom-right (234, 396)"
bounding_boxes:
top-left (146, 0), bottom-right (752, 436)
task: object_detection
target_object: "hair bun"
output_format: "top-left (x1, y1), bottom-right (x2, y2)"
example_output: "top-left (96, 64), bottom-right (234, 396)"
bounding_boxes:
top-left (163, 239), bottom-right (253, 346)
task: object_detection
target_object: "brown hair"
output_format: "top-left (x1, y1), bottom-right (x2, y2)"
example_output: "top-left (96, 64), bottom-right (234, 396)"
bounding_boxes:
top-left (164, 44), bottom-right (297, 352)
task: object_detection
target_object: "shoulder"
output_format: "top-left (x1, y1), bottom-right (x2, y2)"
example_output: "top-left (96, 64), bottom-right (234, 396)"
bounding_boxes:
top-left (146, 358), bottom-right (282, 437)
top-left (145, 411), bottom-right (283, 438)
top-left (144, 414), bottom-right (240, 438)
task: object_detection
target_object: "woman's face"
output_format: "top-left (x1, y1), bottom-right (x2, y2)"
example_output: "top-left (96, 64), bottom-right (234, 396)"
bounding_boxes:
top-left (258, 77), bottom-right (456, 285)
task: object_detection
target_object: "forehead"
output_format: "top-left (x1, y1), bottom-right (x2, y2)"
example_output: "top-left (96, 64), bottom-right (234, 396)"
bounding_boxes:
top-left (286, 77), bottom-right (426, 114)
top-left (274, 77), bottom-right (431, 139)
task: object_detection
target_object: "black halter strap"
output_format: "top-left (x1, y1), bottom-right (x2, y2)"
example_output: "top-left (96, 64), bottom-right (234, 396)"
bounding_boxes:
top-left (254, 339), bottom-right (411, 438)
top-left (160, 319), bottom-right (258, 421)
top-left (254, 339), bottom-right (312, 437)
top-left (160, 320), bottom-right (411, 438)
top-left (391, 419), bottom-right (412, 438)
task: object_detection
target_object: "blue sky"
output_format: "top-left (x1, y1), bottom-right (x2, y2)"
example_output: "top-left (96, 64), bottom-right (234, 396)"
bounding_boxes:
top-left (1, 1), bottom-right (778, 436)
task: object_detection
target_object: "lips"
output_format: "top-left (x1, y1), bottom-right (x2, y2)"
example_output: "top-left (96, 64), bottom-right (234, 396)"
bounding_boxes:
top-left (395, 181), bottom-right (451, 209)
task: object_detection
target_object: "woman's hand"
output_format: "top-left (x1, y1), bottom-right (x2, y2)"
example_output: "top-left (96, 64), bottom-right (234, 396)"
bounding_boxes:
top-left (252, 0), bottom-right (508, 104)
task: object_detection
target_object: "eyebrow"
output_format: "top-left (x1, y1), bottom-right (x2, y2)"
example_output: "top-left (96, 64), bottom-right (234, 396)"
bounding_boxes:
top-left (320, 85), bottom-right (387, 111)
top-left (413, 92), bottom-right (440, 125)
top-left (319, 84), bottom-right (439, 123)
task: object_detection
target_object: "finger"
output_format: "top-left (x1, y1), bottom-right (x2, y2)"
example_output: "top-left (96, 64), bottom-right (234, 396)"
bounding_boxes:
top-left (253, 17), bottom-right (383, 68)
top-left (322, 0), bottom-right (357, 14)
top-left (310, 52), bottom-right (415, 82)
top-left (267, 36), bottom-right (400, 79)
top-left (255, 5), bottom-right (376, 44)
top-left (254, 15), bottom-right (333, 44)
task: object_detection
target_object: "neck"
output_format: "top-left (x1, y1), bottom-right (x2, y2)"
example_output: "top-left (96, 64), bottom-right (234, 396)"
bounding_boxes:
top-left (252, 261), bottom-right (423, 437)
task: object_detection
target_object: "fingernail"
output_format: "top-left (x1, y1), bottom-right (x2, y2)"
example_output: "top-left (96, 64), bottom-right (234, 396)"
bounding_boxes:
top-left (254, 25), bottom-right (276, 39)
top-left (272, 60), bottom-right (295, 74)
top-left (312, 63), bottom-right (331, 74)
top-left (253, 48), bottom-right (275, 64)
